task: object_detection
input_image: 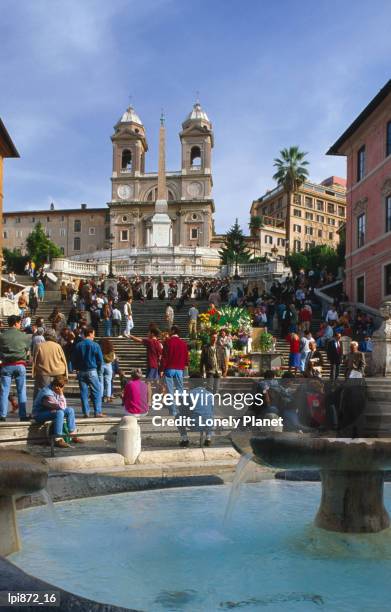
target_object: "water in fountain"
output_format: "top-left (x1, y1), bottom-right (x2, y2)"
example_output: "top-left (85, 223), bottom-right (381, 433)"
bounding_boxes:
top-left (224, 452), bottom-right (253, 523)
top-left (40, 489), bottom-right (57, 525)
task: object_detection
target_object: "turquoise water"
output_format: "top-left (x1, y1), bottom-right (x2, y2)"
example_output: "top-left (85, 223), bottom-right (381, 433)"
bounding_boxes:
top-left (11, 482), bottom-right (391, 611)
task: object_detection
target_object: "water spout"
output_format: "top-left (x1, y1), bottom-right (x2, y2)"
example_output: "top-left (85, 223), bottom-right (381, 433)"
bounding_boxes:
top-left (224, 452), bottom-right (253, 524)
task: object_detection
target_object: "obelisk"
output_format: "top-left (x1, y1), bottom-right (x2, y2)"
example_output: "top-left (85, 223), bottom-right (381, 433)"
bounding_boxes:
top-left (150, 113), bottom-right (172, 246)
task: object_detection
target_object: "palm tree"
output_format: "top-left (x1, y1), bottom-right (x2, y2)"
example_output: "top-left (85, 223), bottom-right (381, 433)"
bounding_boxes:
top-left (273, 146), bottom-right (309, 259)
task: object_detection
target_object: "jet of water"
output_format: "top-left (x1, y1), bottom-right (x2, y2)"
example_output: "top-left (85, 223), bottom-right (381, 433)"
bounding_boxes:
top-left (223, 452), bottom-right (254, 524)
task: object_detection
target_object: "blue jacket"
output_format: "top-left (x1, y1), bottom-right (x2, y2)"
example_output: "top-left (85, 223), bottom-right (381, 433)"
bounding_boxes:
top-left (71, 338), bottom-right (103, 372)
top-left (32, 386), bottom-right (59, 417)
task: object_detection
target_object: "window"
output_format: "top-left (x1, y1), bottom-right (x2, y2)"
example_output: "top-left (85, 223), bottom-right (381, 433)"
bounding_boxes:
top-left (61, 215), bottom-right (65, 222)
top-left (16, 230), bottom-right (23, 238)
top-left (120, 229), bottom-right (129, 241)
top-left (329, 232), bottom-right (334, 240)
top-left (294, 194), bottom-right (301, 205)
top-left (316, 214), bottom-right (325, 223)
top-left (73, 237), bottom-right (81, 251)
top-left (357, 213), bottom-right (365, 248)
top-left (105, 212), bottom-right (110, 223)
top-left (3, 217), bottom-right (6, 225)
top-left (386, 121), bottom-right (391, 157)
top-left (190, 146), bottom-right (202, 167)
top-left (305, 226), bottom-right (313, 236)
top-left (385, 264), bottom-right (391, 296)
top-left (357, 145), bottom-right (366, 181)
top-left (316, 200), bottom-right (324, 211)
top-left (262, 207), bottom-right (267, 215)
top-left (74, 219), bottom-right (81, 232)
top-left (318, 229), bottom-right (323, 238)
top-left (121, 149), bottom-right (132, 171)
top-left (356, 275), bottom-right (365, 303)
top-left (269, 203), bottom-right (274, 213)
top-left (60, 228), bottom-right (66, 237)
top-left (338, 206), bottom-right (345, 217)
top-left (31, 217), bottom-right (35, 223)
top-left (293, 209), bottom-right (302, 217)
top-left (15, 217), bottom-right (21, 224)
top-left (89, 227), bottom-right (96, 235)
top-left (264, 235), bottom-right (273, 244)
top-left (3, 231), bottom-right (7, 239)
top-left (386, 196), bottom-right (391, 232)
top-left (277, 238), bottom-right (285, 246)
top-left (47, 216), bottom-right (50, 222)
top-left (277, 198), bottom-right (282, 209)
top-left (305, 196), bottom-right (313, 208)
top-left (327, 218), bottom-right (336, 226)
top-left (327, 203), bottom-right (335, 214)
top-left (190, 228), bottom-right (198, 239)
top-left (60, 247), bottom-right (64, 255)
top-left (293, 224), bottom-right (301, 233)
top-left (293, 240), bottom-right (301, 252)
top-left (305, 212), bottom-right (313, 221)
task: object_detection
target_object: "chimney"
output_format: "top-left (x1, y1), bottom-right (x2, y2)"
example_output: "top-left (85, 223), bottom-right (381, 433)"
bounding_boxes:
top-left (81, 203), bottom-right (87, 210)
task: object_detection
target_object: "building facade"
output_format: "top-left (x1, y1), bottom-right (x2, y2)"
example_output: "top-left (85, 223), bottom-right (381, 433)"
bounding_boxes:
top-left (0, 119), bottom-right (19, 267)
top-left (251, 177), bottom-right (346, 255)
top-left (3, 204), bottom-right (110, 257)
top-left (108, 103), bottom-right (215, 251)
top-left (328, 80), bottom-right (391, 309)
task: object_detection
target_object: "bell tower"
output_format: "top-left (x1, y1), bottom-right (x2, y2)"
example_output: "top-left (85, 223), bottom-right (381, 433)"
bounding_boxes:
top-left (180, 101), bottom-right (213, 199)
top-left (111, 106), bottom-right (148, 179)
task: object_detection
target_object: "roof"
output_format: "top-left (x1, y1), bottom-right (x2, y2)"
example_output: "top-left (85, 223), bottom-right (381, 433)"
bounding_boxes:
top-left (327, 80), bottom-right (391, 155)
top-left (0, 119), bottom-right (19, 158)
top-left (120, 105), bottom-right (143, 125)
top-left (3, 206), bottom-right (109, 217)
top-left (184, 102), bottom-right (210, 123)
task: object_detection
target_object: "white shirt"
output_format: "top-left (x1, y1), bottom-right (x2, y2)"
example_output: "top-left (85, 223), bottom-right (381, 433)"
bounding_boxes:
top-left (112, 308), bottom-right (122, 321)
top-left (326, 309), bottom-right (338, 322)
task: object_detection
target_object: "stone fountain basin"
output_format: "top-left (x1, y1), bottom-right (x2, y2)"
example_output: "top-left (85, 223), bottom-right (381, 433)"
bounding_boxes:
top-left (0, 451), bottom-right (48, 497)
top-left (249, 436), bottom-right (391, 472)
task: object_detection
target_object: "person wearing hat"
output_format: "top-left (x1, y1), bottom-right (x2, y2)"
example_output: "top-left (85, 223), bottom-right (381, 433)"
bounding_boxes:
top-left (0, 315), bottom-right (31, 421)
top-left (32, 328), bottom-right (68, 397)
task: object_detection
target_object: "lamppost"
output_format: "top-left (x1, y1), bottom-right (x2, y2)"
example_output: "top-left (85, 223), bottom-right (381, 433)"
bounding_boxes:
top-left (233, 238), bottom-right (241, 279)
top-left (108, 233), bottom-right (115, 278)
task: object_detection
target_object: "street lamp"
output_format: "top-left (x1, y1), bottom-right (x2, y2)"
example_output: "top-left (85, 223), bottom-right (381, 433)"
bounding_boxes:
top-left (233, 238), bottom-right (241, 279)
top-left (108, 233), bottom-right (115, 278)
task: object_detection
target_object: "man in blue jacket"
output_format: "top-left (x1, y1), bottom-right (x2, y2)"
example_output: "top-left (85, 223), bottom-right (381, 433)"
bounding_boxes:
top-left (72, 327), bottom-right (103, 417)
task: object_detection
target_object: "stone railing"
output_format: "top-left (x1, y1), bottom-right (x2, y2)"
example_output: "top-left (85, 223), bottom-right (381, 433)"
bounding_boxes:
top-left (221, 261), bottom-right (289, 278)
top-left (51, 258), bottom-right (221, 279)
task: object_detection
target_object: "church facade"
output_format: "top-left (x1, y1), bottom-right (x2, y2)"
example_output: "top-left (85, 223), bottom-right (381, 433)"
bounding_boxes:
top-left (109, 102), bottom-right (216, 251)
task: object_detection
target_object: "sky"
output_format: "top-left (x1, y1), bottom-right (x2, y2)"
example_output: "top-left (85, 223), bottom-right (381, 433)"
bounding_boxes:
top-left (1, 0), bottom-right (391, 233)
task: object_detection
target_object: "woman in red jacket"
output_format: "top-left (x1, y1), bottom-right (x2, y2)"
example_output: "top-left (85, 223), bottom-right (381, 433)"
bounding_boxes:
top-left (287, 332), bottom-right (301, 375)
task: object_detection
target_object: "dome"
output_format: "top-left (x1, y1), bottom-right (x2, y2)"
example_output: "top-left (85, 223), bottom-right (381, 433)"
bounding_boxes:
top-left (185, 102), bottom-right (210, 123)
top-left (120, 105), bottom-right (143, 125)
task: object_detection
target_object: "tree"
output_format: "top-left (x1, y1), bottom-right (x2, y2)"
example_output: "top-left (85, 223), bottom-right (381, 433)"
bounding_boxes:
top-left (288, 244), bottom-right (341, 276)
top-left (3, 248), bottom-right (29, 274)
top-left (249, 215), bottom-right (263, 235)
top-left (25, 222), bottom-right (62, 267)
top-left (273, 146), bottom-right (309, 259)
top-left (219, 218), bottom-right (251, 270)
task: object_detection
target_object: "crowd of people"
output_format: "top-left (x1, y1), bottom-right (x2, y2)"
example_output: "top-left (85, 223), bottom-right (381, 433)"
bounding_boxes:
top-left (0, 265), bottom-right (378, 446)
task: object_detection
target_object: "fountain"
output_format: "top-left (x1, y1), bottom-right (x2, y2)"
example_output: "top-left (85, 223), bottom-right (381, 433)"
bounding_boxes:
top-left (248, 435), bottom-right (391, 533)
top-left (0, 450), bottom-right (48, 556)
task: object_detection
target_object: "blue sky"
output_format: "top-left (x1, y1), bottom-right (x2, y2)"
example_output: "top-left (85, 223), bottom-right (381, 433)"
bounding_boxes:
top-left (1, 0), bottom-right (391, 232)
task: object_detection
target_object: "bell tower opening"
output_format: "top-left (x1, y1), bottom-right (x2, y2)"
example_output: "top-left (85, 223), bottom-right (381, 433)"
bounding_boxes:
top-left (190, 145), bottom-right (202, 168)
top-left (121, 149), bottom-right (132, 171)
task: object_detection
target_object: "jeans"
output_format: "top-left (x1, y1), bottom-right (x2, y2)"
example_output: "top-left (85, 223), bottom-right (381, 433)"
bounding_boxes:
top-left (0, 364), bottom-right (27, 418)
top-left (112, 320), bottom-right (121, 336)
top-left (34, 407), bottom-right (76, 437)
top-left (164, 369), bottom-right (184, 416)
top-left (100, 363), bottom-right (113, 398)
top-left (103, 319), bottom-right (112, 337)
top-left (77, 370), bottom-right (102, 416)
top-left (300, 352), bottom-right (310, 373)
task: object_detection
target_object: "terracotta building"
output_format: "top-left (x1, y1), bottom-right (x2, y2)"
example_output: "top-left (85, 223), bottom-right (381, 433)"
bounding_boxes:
top-left (3, 203), bottom-right (110, 257)
top-left (328, 80), bottom-right (391, 309)
top-left (0, 119), bottom-right (19, 267)
top-left (251, 177), bottom-right (346, 255)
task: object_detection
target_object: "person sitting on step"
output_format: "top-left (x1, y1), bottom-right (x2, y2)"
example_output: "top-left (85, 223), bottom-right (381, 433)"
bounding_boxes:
top-left (32, 376), bottom-right (83, 448)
